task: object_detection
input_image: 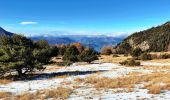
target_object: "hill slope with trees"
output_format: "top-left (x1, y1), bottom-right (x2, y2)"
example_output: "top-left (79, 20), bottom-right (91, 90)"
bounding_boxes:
top-left (115, 21), bottom-right (170, 54)
top-left (0, 27), bottom-right (13, 36)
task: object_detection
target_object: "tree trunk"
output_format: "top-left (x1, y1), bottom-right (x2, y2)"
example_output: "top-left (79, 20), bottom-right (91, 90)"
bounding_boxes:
top-left (17, 69), bottom-right (23, 76)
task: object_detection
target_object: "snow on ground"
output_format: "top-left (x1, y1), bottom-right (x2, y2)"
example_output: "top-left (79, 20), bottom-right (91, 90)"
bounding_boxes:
top-left (69, 88), bottom-right (170, 100)
top-left (0, 63), bottom-right (150, 94)
top-left (0, 61), bottom-right (170, 99)
top-left (68, 82), bottom-right (170, 100)
top-left (0, 63), bottom-right (118, 94)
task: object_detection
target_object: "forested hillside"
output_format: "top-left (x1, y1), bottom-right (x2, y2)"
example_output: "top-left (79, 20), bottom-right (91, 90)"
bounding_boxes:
top-left (115, 21), bottom-right (170, 54)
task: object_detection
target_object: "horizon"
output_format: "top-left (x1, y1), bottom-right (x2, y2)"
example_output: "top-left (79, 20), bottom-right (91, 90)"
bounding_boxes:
top-left (1, 0), bottom-right (170, 37)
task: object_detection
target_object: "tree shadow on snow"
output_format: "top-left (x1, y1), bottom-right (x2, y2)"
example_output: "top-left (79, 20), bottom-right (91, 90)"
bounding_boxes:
top-left (8, 70), bottom-right (107, 81)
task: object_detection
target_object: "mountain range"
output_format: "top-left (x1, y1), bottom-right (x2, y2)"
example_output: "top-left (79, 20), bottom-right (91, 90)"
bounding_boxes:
top-left (0, 27), bottom-right (124, 51)
top-left (2, 21), bottom-right (170, 53)
top-left (31, 35), bottom-right (123, 51)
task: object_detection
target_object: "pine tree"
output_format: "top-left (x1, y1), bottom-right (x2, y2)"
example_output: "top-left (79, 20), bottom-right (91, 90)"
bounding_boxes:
top-left (62, 45), bottom-right (79, 62)
top-left (78, 48), bottom-right (98, 63)
top-left (0, 35), bottom-right (51, 76)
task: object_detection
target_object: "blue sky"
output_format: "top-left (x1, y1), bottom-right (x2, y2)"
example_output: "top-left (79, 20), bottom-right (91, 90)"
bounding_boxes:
top-left (0, 0), bottom-right (170, 37)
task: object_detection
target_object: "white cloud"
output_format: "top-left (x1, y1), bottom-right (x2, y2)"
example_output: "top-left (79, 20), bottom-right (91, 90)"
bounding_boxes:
top-left (20, 21), bottom-right (38, 25)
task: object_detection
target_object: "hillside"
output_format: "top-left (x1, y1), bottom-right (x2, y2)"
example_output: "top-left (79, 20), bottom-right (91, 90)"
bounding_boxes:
top-left (115, 21), bottom-right (170, 54)
top-left (0, 27), bottom-right (13, 36)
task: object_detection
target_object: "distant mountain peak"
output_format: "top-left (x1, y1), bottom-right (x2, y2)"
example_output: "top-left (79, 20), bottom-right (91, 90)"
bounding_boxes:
top-left (0, 27), bottom-right (5, 31)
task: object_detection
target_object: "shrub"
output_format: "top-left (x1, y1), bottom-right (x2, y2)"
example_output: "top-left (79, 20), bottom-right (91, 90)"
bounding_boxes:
top-left (146, 84), bottom-right (161, 94)
top-left (78, 48), bottom-right (98, 63)
top-left (62, 45), bottom-right (79, 62)
top-left (130, 48), bottom-right (143, 57)
top-left (139, 52), bottom-right (152, 61)
top-left (71, 42), bottom-right (84, 53)
top-left (160, 54), bottom-right (170, 59)
top-left (57, 44), bottom-right (66, 56)
top-left (101, 46), bottom-right (113, 55)
top-left (63, 45), bottom-right (98, 64)
top-left (120, 59), bottom-right (140, 66)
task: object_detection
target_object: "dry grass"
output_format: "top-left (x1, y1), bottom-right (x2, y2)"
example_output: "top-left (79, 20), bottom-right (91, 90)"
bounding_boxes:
top-left (143, 66), bottom-right (170, 71)
top-left (145, 84), bottom-right (161, 94)
top-left (0, 92), bottom-right (12, 98)
top-left (145, 59), bottom-right (170, 63)
top-left (163, 84), bottom-right (170, 90)
top-left (150, 52), bottom-right (170, 55)
top-left (74, 77), bottom-right (84, 83)
top-left (126, 72), bottom-right (143, 76)
top-left (43, 87), bottom-right (72, 99)
top-left (148, 52), bottom-right (170, 62)
top-left (16, 93), bottom-right (32, 100)
top-left (98, 52), bottom-right (170, 64)
top-left (78, 72), bottom-right (170, 94)
top-left (0, 87), bottom-right (72, 100)
top-left (84, 76), bottom-right (135, 89)
top-left (0, 79), bottom-right (12, 85)
top-left (98, 55), bottom-right (131, 63)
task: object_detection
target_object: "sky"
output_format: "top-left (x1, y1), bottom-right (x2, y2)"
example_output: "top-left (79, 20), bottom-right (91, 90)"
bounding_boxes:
top-left (0, 0), bottom-right (170, 37)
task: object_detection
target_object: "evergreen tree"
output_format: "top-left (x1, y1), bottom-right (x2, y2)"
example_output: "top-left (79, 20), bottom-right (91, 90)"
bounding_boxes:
top-left (62, 45), bottom-right (79, 62)
top-left (50, 46), bottom-right (59, 57)
top-left (78, 48), bottom-right (98, 63)
top-left (0, 35), bottom-right (51, 76)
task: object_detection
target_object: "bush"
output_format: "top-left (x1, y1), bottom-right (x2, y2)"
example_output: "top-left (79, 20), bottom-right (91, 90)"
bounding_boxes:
top-left (130, 48), bottom-right (143, 57)
top-left (71, 42), bottom-right (84, 53)
top-left (58, 44), bottom-right (66, 56)
top-left (160, 54), bottom-right (170, 59)
top-left (139, 52), bottom-right (152, 61)
top-left (101, 46), bottom-right (113, 55)
top-left (78, 48), bottom-right (98, 63)
top-left (62, 45), bottom-right (79, 62)
top-left (120, 59), bottom-right (140, 66)
top-left (62, 44), bottom-right (98, 64)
